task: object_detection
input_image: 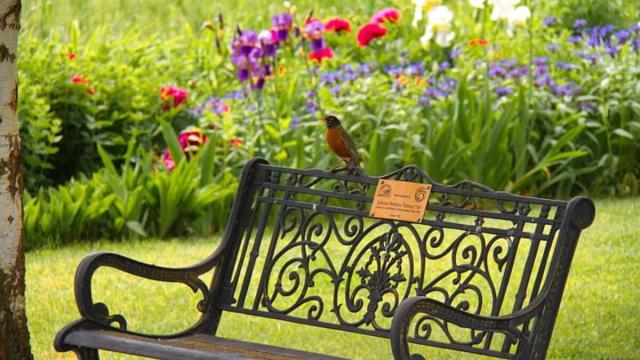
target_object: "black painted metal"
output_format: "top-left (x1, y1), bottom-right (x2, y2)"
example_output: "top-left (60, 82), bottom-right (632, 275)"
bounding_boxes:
top-left (55, 158), bottom-right (595, 360)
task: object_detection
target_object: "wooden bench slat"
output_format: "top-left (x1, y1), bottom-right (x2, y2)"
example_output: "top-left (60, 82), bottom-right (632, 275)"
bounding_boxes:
top-left (65, 330), bottom-right (346, 360)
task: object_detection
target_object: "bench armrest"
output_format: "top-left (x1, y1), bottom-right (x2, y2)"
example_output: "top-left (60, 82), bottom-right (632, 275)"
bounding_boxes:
top-left (390, 297), bottom-right (531, 360)
top-left (74, 250), bottom-right (219, 330)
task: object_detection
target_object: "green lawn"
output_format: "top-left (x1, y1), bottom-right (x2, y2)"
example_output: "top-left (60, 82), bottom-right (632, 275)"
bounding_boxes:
top-left (26, 197), bottom-right (640, 359)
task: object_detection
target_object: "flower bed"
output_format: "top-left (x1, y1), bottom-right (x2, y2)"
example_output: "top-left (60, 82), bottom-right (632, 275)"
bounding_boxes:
top-left (19, 0), bottom-right (640, 246)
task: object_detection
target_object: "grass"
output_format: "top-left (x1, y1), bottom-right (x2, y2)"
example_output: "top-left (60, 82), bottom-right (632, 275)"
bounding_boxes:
top-left (26, 197), bottom-right (640, 359)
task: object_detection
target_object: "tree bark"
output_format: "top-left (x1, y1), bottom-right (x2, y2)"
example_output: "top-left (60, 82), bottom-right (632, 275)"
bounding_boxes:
top-left (0, 1), bottom-right (31, 359)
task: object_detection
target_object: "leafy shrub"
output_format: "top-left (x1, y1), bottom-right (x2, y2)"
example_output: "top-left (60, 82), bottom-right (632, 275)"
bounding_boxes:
top-left (24, 128), bottom-right (237, 249)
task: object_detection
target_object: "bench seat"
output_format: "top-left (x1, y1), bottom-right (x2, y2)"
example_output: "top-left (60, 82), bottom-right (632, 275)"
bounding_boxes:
top-left (62, 328), bottom-right (344, 360)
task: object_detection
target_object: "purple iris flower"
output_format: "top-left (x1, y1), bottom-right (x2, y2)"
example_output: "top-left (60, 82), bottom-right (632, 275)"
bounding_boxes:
top-left (614, 30), bottom-right (631, 44)
top-left (556, 61), bottom-right (577, 71)
top-left (534, 73), bottom-right (551, 87)
top-left (407, 63), bottom-right (426, 75)
top-left (631, 23), bottom-right (640, 33)
top-left (508, 66), bottom-right (529, 79)
top-left (304, 20), bottom-right (324, 39)
top-left (543, 16), bottom-right (557, 27)
top-left (224, 90), bottom-right (244, 100)
top-left (577, 51), bottom-right (598, 64)
top-left (320, 71), bottom-right (340, 85)
top-left (425, 87), bottom-right (446, 98)
top-left (451, 47), bottom-right (462, 60)
top-left (306, 101), bottom-right (318, 113)
top-left (533, 57), bottom-right (549, 66)
top-left (489, 65), bottom-right (507, 78)
top-left (547, 44), bottom-right (559, 52)
top-left (568, 35), bottom-right (581, 44)
top-left (290, 116), bottom-right (301, 129)
top-left (550, 82), bottom-right (581, 97)
top-left (259, 30), bottom-right (277, 57)
top-left (310, 38), bottom-right (325, 52)
top-left (587, 34), bottom-right (600, 47)
top-left (203, 97), bottom-right (229, 116)
top-left (633, 39), bottom-right (640, 52)
top-left (535, 64), bottom-right (549, 76)
top-left (501, 60), bottom-right (517, 68)
top-left (330, 86), bottom-right (341, 96)
top-left (272, 13), bottom-right (293, 41)
top-left (384, 65), bottom-right (403, 77)
top-left (360, 62), bottom-right (374, 75)
top-left (495, 86), bottom-right (512, 97)
top-left (438, 61), bottom-right (450, 72)
top-left (238, 31), bottom-right (258, 56)
top-left (236, 69), bottom-right (250, 82)
top-left (251, 78), bottom-right (265, 90)
top-left (574, 19), bottom-right (587, 30)
top-left (606, 45), bottom-right (621, 57)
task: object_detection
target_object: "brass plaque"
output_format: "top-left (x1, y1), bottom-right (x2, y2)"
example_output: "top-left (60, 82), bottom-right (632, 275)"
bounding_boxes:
top-left (369, 179), bottom-right (431, 223)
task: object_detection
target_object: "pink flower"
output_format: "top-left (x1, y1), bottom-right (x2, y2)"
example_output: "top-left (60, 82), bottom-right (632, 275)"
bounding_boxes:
top-left (160, 86), bottom-right (188, 111)
top-left (178, 127), bottom-right (208, 157)
top-left (67, 53), bottom-right (77, 60)
top-left (324, 18), bottom-right (351, 33)
top-left (308, 47), bottom-right (334, 63)
top-left (161, 149), bottom-right (175, 172)
top-left (71, 75), bottom-right (88, 85)
top-left (371, 8), bottom-right (401, 24)
top-left (357, 23), bottom-right (387, 47)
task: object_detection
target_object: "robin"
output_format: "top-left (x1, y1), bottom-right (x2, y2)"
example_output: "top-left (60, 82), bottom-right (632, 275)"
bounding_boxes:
top-left (323, 115), bottom-right (363, 175)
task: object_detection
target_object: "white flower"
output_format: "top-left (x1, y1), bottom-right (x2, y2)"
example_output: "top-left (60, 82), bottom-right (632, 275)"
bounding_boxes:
top-left (509, 5), bottom-right (531, 27)
top-left (421, 5), bottom-right (455, 48)
top-left (469, 0), bottom-right (485, 9)
top-left (435, 30), bottom-right (455, 47)
top-left (489, 0), bottom-right (520, 21)
top-left (412, 0), bottom-right (426, 27)
top-left (412, 0), bottom-right (443, 27)
top-left (420, 28), bottom-right (434, 47)
top-left (427, 5), bottom-right (454, 31)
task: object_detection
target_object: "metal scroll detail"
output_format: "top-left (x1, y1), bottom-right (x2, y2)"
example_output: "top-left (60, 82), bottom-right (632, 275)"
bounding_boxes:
top-left (229, 164), bottom-right (564, 357)
top-left (254, 208), bottom-right (516, 335)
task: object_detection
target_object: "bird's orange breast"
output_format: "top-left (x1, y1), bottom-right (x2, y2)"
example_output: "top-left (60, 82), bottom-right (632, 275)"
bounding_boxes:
top-left (326, 127), bottom-right (351, 158)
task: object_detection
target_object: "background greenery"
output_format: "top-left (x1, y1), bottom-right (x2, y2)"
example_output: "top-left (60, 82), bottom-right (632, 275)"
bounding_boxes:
top-left (17, 1), bottom-right (640, 248)
top-left (26, 198), bottom-right (640, 359)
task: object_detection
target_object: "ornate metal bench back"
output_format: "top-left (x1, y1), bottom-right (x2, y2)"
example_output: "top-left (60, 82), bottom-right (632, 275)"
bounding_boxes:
top-left (214, 159), bottom-right (582, 358)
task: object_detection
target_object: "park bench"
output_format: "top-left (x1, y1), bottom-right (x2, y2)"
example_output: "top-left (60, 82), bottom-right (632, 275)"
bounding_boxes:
top-left (55, 158), bottom-right (595, 359)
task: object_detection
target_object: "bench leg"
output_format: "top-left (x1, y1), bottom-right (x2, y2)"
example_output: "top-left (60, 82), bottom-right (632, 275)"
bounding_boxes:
top-left (74, 348), bottom-right (99, 360)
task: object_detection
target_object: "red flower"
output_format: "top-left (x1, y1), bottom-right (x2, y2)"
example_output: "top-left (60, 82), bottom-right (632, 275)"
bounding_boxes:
top-left (229, 137), bottom-right (244, 147)
top-left (308, 47), bottom-right (334, 63)
top-left (160, 86), bottom-right (188, 111)
top-left (371, 8), bottom-right (401, 24)
top-left (468, 38), bottom-right (489, 47)
top-left (357, 23), bottom-right (387, 47)
top-left (178, 127), bottom-right (207, 156)
top-left (161, 149), bottom-right (175, 172)
top-left (71, 75), bottom-right (89, 85)
top-left (67, 53), bottom-right (77, 60)
top-left (324, 18), bottom-right (351, 33)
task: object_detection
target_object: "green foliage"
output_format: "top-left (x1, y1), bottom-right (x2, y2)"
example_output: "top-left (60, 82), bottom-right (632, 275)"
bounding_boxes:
top-left (23, 141), bottom-right (236, 249)
top-left (555, 0), bottom-right (638, 29)
top-left (17, 0), bottom-right (640, 246)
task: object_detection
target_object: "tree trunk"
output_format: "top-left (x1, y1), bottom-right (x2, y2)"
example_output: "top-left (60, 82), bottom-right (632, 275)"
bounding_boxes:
top-left (0, 1), bottom-right (31, 359)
